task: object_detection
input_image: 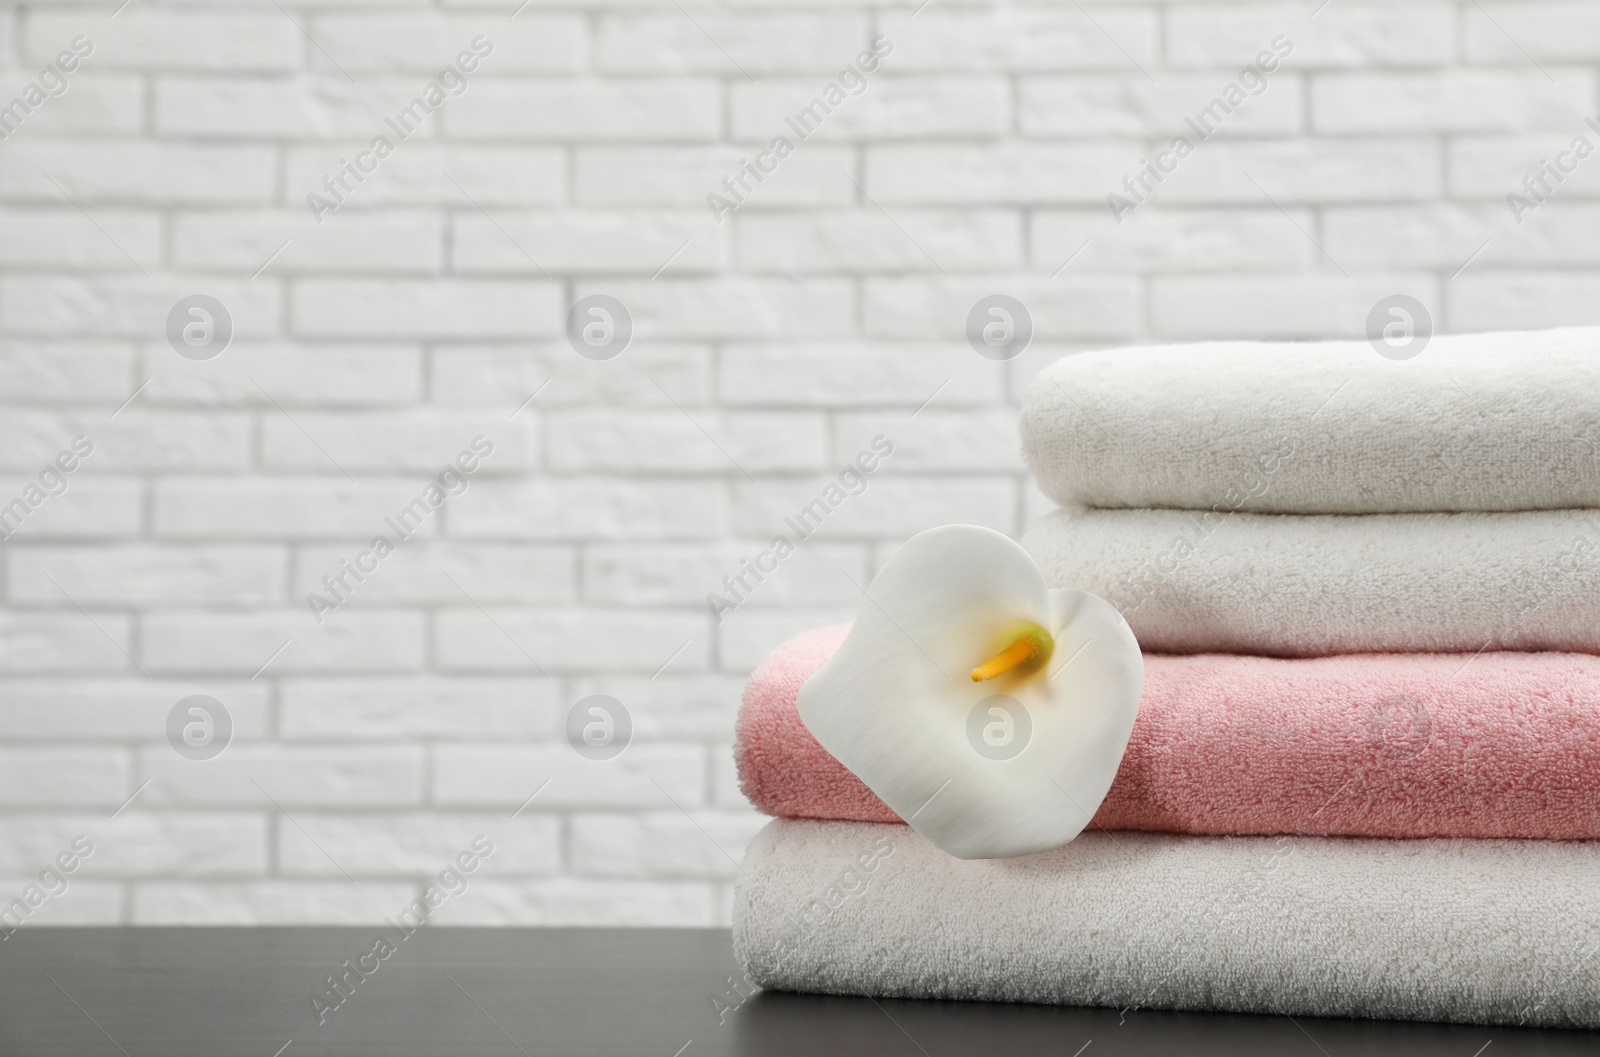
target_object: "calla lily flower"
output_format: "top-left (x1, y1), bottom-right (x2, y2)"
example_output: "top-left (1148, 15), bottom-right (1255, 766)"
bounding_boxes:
top-left (798, 524), bottom-right (1144, 860)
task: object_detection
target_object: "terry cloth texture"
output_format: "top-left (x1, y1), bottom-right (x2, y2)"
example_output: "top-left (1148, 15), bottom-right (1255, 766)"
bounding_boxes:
top-left (736, 626), bottom-right (1600, 840)
top-left (1020, 327), bottom-right (1600, 515)
top-left (1022, 505), bottom-right (1600, 656)
top-left (733, 818), bottom-right (1600, 1028)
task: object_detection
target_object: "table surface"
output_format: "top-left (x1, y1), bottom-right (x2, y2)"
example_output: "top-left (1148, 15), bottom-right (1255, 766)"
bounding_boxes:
top-left (0, 927), bottom-right (1594, 1056)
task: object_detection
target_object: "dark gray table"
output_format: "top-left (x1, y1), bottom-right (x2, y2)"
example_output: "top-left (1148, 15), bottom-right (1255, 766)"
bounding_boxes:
top-left (0, 928), bottom-right (1592, 1056)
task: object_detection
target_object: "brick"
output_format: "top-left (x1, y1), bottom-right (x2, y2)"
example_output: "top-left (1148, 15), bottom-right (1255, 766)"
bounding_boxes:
top-left (583, 541), bottom-right (869, 607)
top-left (865, 143), bottom-right (1134, 204)
top-left (291, 279), bottom-right (561, 338)
top-left (1323, 205), bottom-right (1514, 268)
top-left (8, 546), bottom-right (286, 605)
top-left (1032, 208), bottom-right (1315, 271)
top-left (1313, 71), bottom-right (1592, 134)
top-left (730, 475), bottom-right (1016, 538)
top-left (434, 609), bottom-right (707, 673)
top-left (0, 814), bottom-right (265, 877)
top-left (433, 744), bottom-right (704, 806)
top-left (172, 210), bottom-right (442, 274)
top-left (262, 411), bottom-right (535, 472)
top-left (141, 611), bottom-right (427, 674)
top-left (571, 278), bottom-right (853, 339)
top-left (0, 76), bottom-right (143, 137)
top-left (709, 747), bottom-right (746, 810)
top-left (1166, 6), bottom-right (1455, 69)
top-left (155, 78), bottom-right (432, 140)
top-left (1448, 272), bottom-right (1600, 331)
top-left (890, 10), bottom-right (1158, 72)
top-left (308, 14), bottom-right (586, 73)
top-left (717, 606), bottom-right (855, 671)
top-left (0, 142), bottom-right (275, 204)
top-left (0, 411), bottom-right (250, 472)
top-left (139, 746), bottom-right (423, 806)
top-left (545, 409), bottom-right (826, 473)
top-left (279, 815), bottom-right (559, 876)
top-left (0, 613), bottom-right (133, 674)
top-left (864, 276), bottom-right (1140, 340)
top-left (1162, 140), bottom-right (1441, 203)
top-left (833, 410), bottom-right (1020, 472)
top-left (283, 145), bottom-right (564, 207)
top-left (575, 144), bottom-right (855, 207)
top-left (0, 275), bottom-right (280, 339)
top-left (431, 344), bottom-right (713, 407)
top-left (0, 342), bottom-right (132, 401)
top-left (154, 479), bottom-right (444, 540)
top-left (280, 677), bottom-right (561, 741)
top-left (736, 209), bottom-right (1021, 273)
top-left (571, 811), bottom-right (766, 878)
top-left (451, 211), bottom-right (723, 275)
top-left (1450, 134), bottom-right (1600, 199)
top-left (1333, 204), bottom-right (1600, 267)
top-left (0, 476), bottom-right (142, 540)
top-left (1150, 273), bottom-right (1438, 338)
top-left (1465, 3), bottom-right (1600, 62)
top-left (0, 209), bottom-right (160, 268)
top-left (595, 13), bottom-right (869, 73)
top-left (0, 880), bottom-right (122, 926)
top-left (27, 14), bottom-right (298, 72)
top-left (425, 878), bottom-right (717, 925)
top-left (1020, 75), bottom-right (1303, 137)
top-left (448, 80), bottom-right (721, 140)
top-left (132, 882), bottom-right (417, 924)
top-left (294, 543), bottom-right (573, 605)
top-left (718, 343), bottom-right (1004, 406)
top-left (147, 343), bottom-right (424, 407)
top-left (0, 749), bottom-right (128, 807)
top-left (567, 673), bottom-right (747, 741)
top-left (450, 479), bottom-right (728, 540)
top-left (730, 77), bottom-right (1009, 140)
top-left (0, 680), bottom-right (269, 740)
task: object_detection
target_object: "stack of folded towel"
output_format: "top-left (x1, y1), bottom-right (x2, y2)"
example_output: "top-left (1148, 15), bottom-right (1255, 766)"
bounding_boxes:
top-left (730, 329), bottom-right (1600, 1028)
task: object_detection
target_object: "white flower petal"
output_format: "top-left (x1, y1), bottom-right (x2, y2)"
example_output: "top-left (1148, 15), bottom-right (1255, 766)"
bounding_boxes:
top-left (798, 525), bottom-right (1144, 859)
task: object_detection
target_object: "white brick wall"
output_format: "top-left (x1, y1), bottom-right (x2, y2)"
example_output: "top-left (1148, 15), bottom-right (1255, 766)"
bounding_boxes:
top-left (0, 0), bottom-right (1594, 928)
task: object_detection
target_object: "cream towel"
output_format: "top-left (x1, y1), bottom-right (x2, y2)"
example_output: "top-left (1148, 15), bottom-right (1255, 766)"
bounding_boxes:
top-left (1022, 505), bottom-right (1600, 655)
top-left (734, 819), bottom-right (1600, 1028)
top-left (1021, 328), bottom-right (1600, 515)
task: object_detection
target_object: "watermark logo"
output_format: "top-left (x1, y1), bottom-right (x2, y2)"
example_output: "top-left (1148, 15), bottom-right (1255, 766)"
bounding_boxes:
top-left (566, 694), bottom-right (631, 761)
top-left (1506, 114), bottom-right (1600, 224)
top-left (306, 437), bottom-right (494, 625)
top-left (565, 295), bottom-right (631, 361)
top-left (166, 694), bottom-right (231, 761)
top-left (966, 295), bottom-right (1032, 361)
top-left (707, 437), bottom-right (894, 623)
top-left (966, 694), bottom-right (1031, 761)
top-left (706, 36), bottom-right (893, 222)
top-left (166, 295), bottom-right (232, 361)
top-left (1105, 34), bottom-right (1293, 222)
top-left (1366, 294), bottom-right (1431, 361)
top-left (0, 35), bottom-right (93, 141)
top-left (1367, 693), bottom-right (1431, 760)
top-left (0, 434), bottom-right (93, 542)
top-left (305, 35), bottom-right (494, 223)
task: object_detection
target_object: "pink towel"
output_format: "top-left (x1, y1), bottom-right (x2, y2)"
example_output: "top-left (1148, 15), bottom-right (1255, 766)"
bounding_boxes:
top-left (736, 626), bottom-right (1600, 840)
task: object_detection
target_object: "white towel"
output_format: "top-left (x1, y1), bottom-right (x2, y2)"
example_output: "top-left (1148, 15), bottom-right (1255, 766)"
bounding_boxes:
top-left (1021, 328), bottom-right (1600, 515)
top-left (734, 819), bottom-right (1600, 1028)
top-left (1022, 505), bottom-right (1600, 656)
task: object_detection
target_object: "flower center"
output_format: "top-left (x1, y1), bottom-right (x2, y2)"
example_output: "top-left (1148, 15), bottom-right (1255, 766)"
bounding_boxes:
top-left (970, 623), bottom-right (1054, 682)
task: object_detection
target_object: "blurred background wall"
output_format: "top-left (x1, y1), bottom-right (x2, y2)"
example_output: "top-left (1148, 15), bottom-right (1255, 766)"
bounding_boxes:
top-left (0, 0), bottom-right (1595, 925)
